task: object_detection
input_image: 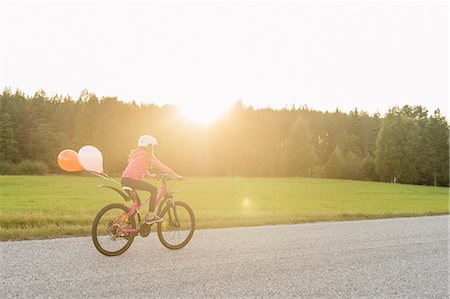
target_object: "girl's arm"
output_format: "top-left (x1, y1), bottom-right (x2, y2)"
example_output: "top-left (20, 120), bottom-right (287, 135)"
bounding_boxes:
top-left (149, 155), bottom-right (180, 177)
top-left (144, 170), bottom-right (156, 178)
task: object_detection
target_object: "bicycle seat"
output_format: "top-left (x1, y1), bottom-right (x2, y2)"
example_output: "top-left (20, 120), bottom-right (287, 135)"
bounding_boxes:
top-left (121, 185), bottom-right (134, 192)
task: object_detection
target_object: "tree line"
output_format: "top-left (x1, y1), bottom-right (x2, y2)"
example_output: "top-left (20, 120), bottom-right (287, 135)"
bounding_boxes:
top-left (0, 88), bottom-right (448, 186)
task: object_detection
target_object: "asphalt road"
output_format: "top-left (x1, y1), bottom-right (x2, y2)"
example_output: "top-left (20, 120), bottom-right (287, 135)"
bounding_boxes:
top-left (1, 216), bottom-right (448, 298)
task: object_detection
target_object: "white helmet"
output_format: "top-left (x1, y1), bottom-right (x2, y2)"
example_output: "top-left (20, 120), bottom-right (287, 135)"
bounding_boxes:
top-left (138, 135), bottom-right (157, 148)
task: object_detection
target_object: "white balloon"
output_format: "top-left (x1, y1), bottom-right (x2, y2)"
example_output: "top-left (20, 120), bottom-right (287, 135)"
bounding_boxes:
top-left (78, 145), bottom-right (103, 173)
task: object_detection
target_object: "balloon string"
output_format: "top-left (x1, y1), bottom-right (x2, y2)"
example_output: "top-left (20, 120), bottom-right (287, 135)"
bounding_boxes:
top-left (87, 171), bottom-right (121, 186)
top-left (102, 172), bottom-right (121, 185)
top-left (87, 171), bottom-right (107, 180)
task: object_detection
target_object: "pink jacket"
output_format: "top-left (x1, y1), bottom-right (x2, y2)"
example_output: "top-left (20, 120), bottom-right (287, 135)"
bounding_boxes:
top-left (121, 149), bottom-right (177, 180)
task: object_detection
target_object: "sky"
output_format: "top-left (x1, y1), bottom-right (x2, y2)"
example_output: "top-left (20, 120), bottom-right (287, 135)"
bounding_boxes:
top-left (1, 1), bottom-right (448, 123)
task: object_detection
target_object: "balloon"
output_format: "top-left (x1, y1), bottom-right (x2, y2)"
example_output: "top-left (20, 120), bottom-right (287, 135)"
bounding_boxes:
top-left (78, 145), bottom-right (103, 173)
top-left (57, 149), bottom-right (84, 172)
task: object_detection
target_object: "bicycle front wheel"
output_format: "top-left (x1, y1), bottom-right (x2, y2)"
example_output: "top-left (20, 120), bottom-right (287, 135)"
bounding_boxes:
top-left (92, 203), bottom-right (136, 256)
top-left (157, 201), bottom-right (195, 250)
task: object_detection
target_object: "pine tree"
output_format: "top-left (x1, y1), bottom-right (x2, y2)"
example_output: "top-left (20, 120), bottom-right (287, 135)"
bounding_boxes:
top-left (0, 112), bottom-right (19, 162)
top-left (420, 110), bottom-right (449, 186)
top-left (375, 115), bottom-right (420, 183)
top-left (324, 146), bottom-right (345, 178)
top-left (281, 117), bottom-right (317, 177)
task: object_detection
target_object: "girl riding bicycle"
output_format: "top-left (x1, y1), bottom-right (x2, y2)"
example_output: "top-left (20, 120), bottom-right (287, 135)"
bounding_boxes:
top-left (121, 135), bottom-right (183, 225)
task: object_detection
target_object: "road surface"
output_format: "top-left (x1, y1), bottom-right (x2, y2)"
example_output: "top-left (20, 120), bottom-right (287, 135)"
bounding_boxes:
top-left (1, 216), bottom-right (448, 298)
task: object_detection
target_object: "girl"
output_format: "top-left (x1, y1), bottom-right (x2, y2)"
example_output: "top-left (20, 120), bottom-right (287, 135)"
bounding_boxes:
top-left (121, 135), bottom-right (183, 224)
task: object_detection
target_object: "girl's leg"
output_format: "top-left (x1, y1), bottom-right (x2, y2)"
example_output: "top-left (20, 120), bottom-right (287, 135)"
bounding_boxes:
top-left (120, 178), bottom-right (158, 211)
top-left (121, 178), bottom-right (162, 224)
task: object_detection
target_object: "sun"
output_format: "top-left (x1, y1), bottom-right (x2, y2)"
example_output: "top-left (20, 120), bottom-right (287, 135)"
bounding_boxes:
top-left (178, 103), bottom-right (227, 125)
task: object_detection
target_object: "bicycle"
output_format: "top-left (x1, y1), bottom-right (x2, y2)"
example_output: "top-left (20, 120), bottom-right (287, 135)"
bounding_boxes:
top-left (91, 174), bottom-right (195, 256)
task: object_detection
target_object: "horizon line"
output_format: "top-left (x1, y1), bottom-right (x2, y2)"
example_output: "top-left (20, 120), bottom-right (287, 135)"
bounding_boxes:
top-left (1, 86), bottom-right (447, 119)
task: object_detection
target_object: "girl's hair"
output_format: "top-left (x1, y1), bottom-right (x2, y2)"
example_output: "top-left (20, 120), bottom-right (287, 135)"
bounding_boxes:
top-left (128, 146), bottom-right (148, 160)
top-left (128, 146), bottom-right (153, 161)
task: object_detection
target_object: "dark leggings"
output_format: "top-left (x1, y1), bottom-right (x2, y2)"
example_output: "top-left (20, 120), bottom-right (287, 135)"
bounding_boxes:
top-left (121, 177), bottom-right (158, 212)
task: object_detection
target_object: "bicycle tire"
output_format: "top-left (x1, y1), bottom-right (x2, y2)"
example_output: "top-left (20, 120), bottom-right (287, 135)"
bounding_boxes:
top-left (92, 203), bottom-right (136, 256)
top-left (157, 201), bottom-right (195, 250)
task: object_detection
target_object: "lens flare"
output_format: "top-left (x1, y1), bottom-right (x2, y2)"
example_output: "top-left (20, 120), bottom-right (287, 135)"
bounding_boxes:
top-left (242, 198), bottom-right (252, 208)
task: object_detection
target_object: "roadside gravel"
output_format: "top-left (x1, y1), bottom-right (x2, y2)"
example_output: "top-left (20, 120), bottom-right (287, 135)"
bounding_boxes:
top-left (1, 216), bottom-right (448, 298)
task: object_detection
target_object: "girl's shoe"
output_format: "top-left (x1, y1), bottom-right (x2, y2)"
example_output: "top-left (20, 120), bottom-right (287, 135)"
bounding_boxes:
top-left (144, 215), bottom-right (163, 225)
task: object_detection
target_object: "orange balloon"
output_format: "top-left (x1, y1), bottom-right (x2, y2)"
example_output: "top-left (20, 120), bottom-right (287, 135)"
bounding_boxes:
top-left (58, 149), bottom-right (84, 172)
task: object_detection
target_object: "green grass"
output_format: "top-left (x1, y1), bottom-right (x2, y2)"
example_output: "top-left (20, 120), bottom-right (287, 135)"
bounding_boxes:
top-left (0, 175), bottom-right (448, 240)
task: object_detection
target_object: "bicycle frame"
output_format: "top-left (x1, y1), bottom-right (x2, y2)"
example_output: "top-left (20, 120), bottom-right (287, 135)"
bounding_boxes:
top-left (115, 180), bottom-right (172, 234)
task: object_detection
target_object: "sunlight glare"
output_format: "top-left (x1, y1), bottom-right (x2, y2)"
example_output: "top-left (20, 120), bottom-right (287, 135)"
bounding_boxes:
top-left (242, 198), bottom-right (252, 209)
top-left (178, 103), bottom-right (228, 125)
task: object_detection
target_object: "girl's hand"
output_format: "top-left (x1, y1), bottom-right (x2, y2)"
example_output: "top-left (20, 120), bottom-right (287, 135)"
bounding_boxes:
top-left (176, 175), bottom-right (184, 180)
top-left (145, 170), bottom-right (156, 178)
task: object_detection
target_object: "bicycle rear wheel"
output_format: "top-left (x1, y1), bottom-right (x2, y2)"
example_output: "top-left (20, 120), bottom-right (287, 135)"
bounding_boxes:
top-left (157, 201), bottom-right (195, 250)
top-left (92, 203), bottom-right (136, 256)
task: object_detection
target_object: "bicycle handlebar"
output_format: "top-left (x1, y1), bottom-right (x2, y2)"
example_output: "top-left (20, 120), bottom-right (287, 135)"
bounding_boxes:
top-left (153, 173), bottom-right (183, 181)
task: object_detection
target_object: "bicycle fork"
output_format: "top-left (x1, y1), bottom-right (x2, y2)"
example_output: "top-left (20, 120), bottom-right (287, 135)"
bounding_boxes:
top-left (167, 203), bottom-right (180, 228)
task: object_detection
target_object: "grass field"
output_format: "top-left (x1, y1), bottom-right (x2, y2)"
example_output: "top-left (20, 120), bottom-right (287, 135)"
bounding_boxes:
top-left (0, 175), bottom-right (448, 240)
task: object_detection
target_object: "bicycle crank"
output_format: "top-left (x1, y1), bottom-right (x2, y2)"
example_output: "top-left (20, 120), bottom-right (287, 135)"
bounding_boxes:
top-left (140, 223), bottom-right (151, 237)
